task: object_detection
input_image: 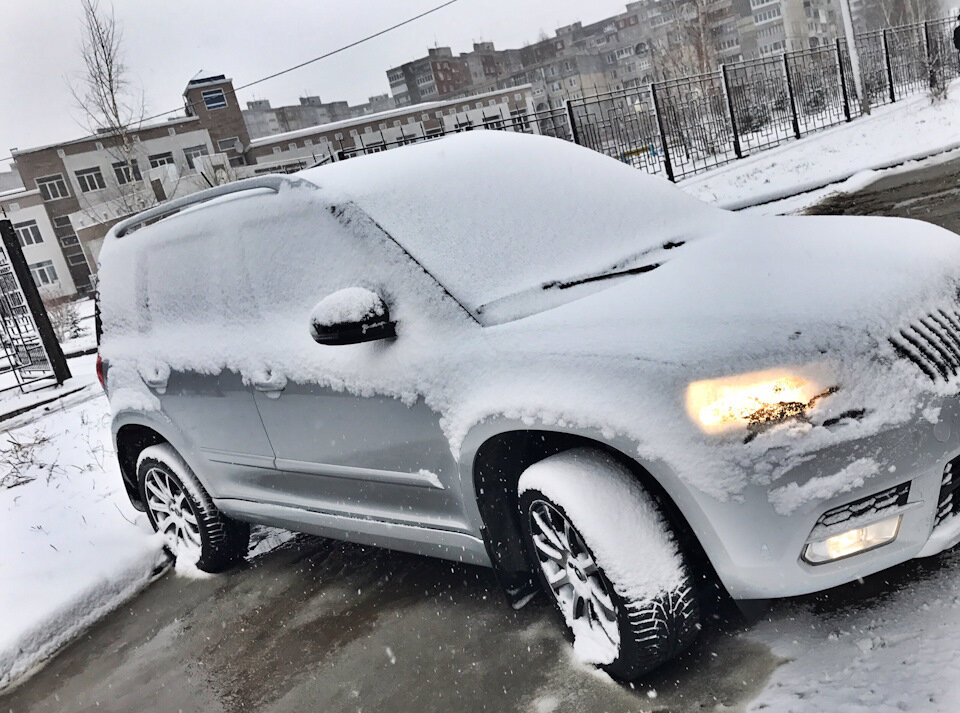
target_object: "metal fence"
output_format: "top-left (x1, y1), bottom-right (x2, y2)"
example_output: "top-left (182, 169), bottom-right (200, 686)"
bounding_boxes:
top-left (565, 15), bottom-right (960, 181)
top-left (333, 105), bottom-right (571, 161)
top-left (0, 220), bottom-right (70, 394)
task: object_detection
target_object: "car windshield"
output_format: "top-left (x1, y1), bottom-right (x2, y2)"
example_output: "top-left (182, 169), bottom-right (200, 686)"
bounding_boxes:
top-left (303, 133), bottom-right (719, 322)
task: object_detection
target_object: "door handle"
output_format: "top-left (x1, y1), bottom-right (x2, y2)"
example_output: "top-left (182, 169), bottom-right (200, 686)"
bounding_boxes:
top-left (252, 370), bottom-right (287, 398)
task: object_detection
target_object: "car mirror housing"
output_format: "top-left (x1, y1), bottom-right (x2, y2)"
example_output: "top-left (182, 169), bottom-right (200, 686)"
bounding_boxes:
top-left (309, 287), bottom-right (397, 346)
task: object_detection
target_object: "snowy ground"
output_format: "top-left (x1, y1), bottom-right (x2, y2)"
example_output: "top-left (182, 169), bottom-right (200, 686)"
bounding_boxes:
top-left (58, 296), bottom-right (97, 356)
top-left (681, 82), bottom-right (960, 210)
top-left (0, 355), bottom-right (165, 690)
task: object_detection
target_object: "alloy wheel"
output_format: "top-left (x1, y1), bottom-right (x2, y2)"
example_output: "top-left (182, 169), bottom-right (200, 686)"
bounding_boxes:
top-left (143, 466), bottom-right (202, 553)
top-left (528, 499), bottom-right (620, 649)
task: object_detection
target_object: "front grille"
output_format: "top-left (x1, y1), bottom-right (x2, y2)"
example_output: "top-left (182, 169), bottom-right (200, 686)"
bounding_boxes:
top-left (814, 481), bottom-right (911, 530)
top-left (889, 306), bottom-right (960, 382)
top-left (935, 456), bottom-right (960, 529)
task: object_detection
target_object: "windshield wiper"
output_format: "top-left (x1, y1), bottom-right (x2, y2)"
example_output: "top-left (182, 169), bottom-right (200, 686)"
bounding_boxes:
top-left (544, 262), bottom-right (661, 290)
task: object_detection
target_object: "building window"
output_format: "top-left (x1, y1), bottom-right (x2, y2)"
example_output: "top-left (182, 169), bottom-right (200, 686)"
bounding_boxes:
top-left (59, 235), bottom-right (79, 247)
top-left (14, 220), bottom-right (43, 247)
top-left (202, 88), bottom-right (227, 110)
top-left (149, 152), bottom-right (175, 168)
top-left (217, 137), bottom-right (239, 153)
top-left (68, 253), bottom-right (88, 266)
top-left (36, 175), bottom-right (69, 201)
top-left (183, 145), bottom-right (209, 169)
top-left (75, 167), bottom-right (106, 193)
top-left (112, 159), bottom-right (142, 185)
top-left (29, 260), bottom-right (58, 286)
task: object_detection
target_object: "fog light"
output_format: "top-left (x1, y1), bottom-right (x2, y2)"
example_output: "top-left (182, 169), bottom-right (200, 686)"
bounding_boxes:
top-left (802, 515), bottom-right (902, 564)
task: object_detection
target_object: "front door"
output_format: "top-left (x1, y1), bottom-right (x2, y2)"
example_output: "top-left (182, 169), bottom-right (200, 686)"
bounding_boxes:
top-left (252, 380), bottom-right (466, 532)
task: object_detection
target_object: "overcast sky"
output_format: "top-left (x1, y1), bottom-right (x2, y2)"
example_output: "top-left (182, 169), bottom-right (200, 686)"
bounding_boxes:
top-left (0, 0), bottom-right (630, 169)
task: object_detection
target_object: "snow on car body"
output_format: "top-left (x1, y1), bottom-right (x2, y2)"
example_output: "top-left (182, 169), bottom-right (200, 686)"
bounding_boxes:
top-left (97, 132), bottom-right (960, 676)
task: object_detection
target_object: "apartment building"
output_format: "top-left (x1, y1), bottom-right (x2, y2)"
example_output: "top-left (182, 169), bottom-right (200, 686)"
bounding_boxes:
top-left (386, 47), bottom-right (474, 106)
top-left (386, 0), bottom-right (846, 108)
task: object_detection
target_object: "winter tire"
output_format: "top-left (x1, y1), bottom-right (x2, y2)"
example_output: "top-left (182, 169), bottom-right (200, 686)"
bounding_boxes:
top-left (518, 448), bottom-right (700, 680)
top-left (137, 443), bottom-right (249, 572)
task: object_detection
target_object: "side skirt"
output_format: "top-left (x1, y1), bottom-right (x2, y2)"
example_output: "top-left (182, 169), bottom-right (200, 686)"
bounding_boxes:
top-left (216, 498), bottom-right (492, 567)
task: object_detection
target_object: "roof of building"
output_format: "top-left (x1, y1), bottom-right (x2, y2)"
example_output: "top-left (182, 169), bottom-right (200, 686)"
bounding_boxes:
top-left (249, 84), bottom-right (533, 149)
top-left (11, 116), bottom-right (202, 157)
top-left (184, 72), bottom-right (232, 93)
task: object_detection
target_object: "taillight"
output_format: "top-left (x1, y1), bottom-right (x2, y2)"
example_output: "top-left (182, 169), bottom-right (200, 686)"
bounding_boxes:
top-left (96, 353), bottom-right (105, 390)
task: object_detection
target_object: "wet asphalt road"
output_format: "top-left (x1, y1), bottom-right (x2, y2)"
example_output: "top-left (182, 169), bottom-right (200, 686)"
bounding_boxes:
top-left (4, 155), bottom-right (960, 713)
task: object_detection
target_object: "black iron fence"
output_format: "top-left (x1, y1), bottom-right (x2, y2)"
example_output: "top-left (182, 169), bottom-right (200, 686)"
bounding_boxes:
top-left (333, 105), bottom-right (571, 161)
top-left (0, 220), bottom-right (70, 394)
top-left (566, 15), bottom-right (960, 181)
top-left (324, 16), bottom-right (958, 181)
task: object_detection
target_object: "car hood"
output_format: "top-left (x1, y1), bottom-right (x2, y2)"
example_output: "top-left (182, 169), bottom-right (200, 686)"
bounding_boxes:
top-left (495, 213), bottom-right (960, 371)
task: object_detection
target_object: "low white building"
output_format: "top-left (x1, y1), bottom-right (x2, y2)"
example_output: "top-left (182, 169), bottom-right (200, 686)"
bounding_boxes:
top-left (0, 187), bottom-right (77, 298)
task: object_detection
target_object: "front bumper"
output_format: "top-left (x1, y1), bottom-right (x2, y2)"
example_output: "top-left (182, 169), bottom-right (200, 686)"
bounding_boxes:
top-left (687, 395), bottom-right (960, 600)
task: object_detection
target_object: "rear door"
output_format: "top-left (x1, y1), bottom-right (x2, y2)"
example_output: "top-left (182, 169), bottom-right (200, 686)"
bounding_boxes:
top-left (130, 191), bottom-right (278, 499)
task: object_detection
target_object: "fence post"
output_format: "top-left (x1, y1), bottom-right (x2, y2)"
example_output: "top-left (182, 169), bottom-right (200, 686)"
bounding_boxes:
top-left (0, 220), bottom-right (71, 386)
top-left (836, 37), bottom-right (852, 121)
top-left (564, 99), bottom-right (581, 145)
top-left (923, 20), bottom-right (937, 90)
top-left (883, 29), bottom-right (896, 102)
top-left (782, 54), bottom-right (801, 139)
top-left (720, 65), bottom-right (743, 158)
top-left (649, 83), bottom-right (675, 182)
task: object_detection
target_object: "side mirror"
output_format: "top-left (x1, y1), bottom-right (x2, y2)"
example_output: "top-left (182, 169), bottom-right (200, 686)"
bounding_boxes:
top-left (309, 287), bottom-right (397, 346)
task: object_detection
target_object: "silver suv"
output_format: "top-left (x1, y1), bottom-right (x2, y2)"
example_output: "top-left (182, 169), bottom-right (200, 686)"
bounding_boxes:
top-left (97, 132), bottom-right (960, 679)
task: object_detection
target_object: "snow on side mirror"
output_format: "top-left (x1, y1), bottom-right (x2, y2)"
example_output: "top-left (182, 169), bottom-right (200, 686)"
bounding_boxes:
top-left (309, 287), bottom-right (397, 346)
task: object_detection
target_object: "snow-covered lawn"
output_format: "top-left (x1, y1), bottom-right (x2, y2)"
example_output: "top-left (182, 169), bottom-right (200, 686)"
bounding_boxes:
top-left (0, 355), bottom-right (165, 690)
top-left (682, 82), bottom-right (960, 209)
top-left (58, 296), bottom-right (97, 356)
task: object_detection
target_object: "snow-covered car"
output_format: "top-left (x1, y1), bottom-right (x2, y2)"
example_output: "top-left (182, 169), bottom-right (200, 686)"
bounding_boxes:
top-left (96, 131), bottom-right (960, 679)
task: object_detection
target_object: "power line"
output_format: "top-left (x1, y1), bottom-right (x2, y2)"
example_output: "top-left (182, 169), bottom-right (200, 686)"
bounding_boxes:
top-left (1, 0), bottom-right (462, 167)
top-left (235, 0), bottom-right (461, 93)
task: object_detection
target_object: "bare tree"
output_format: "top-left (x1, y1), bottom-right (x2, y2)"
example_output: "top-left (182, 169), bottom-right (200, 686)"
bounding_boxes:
top-left (647, 0), bottom-right (722, 79)
top-left (71, 1), bottom-right (171, 220)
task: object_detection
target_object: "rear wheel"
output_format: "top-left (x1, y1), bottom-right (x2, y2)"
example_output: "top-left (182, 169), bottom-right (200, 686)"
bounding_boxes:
top-left (518, 448), bottom-right (700, 680)
top-left (137, 443), bottom-right (249, 572)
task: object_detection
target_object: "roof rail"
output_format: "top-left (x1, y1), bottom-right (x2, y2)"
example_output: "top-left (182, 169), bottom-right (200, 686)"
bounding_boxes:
top-left (112, 174), bottom-right (314, 238)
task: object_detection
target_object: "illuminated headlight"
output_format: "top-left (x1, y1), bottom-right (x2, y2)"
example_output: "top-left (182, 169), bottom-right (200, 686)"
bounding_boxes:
top-left (802, 515), bottom-right (902, 564)
top-left (686, 369), bottom-right (832, 434)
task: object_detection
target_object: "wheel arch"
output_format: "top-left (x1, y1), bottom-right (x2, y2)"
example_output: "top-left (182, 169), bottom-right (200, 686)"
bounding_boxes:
top-left (113, 411), bottom-right (196, 511)
top-left (463, 424), bottom-right (721, 602)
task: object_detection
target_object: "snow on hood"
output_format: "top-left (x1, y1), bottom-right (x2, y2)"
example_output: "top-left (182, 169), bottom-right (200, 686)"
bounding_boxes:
top-left (500, 212), bottom-right (960, 368)
top-left (97, 131), bottom-right (960, 504)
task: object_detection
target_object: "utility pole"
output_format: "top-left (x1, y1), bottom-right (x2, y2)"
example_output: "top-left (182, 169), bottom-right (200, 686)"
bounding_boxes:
top-left (839, 0), bottom-right (870, 115)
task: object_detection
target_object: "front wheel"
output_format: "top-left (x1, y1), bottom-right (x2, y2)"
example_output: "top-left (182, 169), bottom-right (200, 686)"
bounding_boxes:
top-left (518, 448), bottom-right (700, 680)
top-left (137, 443), bottom-right (249, 572)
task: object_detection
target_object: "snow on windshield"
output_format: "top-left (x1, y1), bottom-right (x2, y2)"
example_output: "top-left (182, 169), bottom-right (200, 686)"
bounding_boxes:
top-left (301, 132), bottom-right (722, 318)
